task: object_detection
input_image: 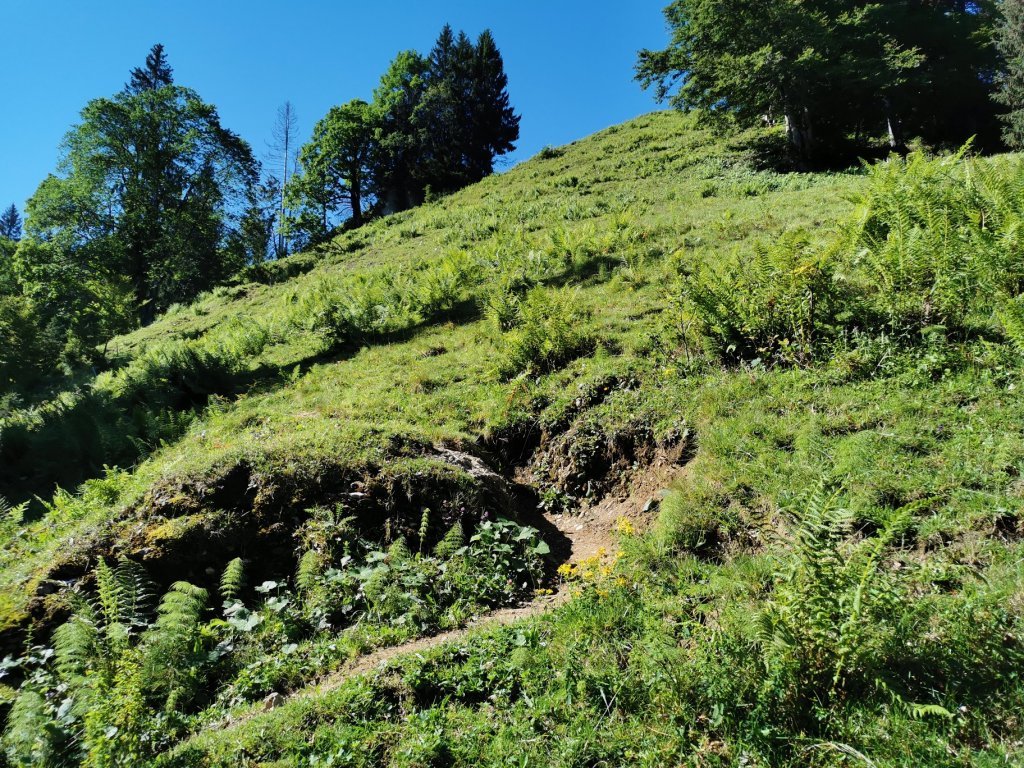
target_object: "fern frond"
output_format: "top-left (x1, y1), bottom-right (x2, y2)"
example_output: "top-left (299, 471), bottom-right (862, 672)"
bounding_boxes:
top-left (434, 521), bottom-right (465, 559)
top-left (296, 550), bottom-right (325, 594)
top-left (996, 294), bottom-right (1024, 353)
top-left (149, 581), bottom-right (208, 644)
top-left (3, 688), bottom-right (63, 766)
top-left (387, 538), bottom-right (411, 563)
top-left (220, 557), bottom-right (246, 602)
top-left (53, 613), bottom-right (100, 683)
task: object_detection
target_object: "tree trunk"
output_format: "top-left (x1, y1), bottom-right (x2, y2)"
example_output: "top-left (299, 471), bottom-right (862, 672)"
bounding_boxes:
top-left (349, 171), bottom-right (363, 227)
top-left (883, 96), bottom-right (907, 154)
top-left (784, 108), bottom-right (816, 168)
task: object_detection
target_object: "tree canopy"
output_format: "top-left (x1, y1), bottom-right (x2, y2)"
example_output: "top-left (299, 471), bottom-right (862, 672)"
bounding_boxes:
top-left (286, 25), bottom-right (519, 244)
top-left (19, 44), bottom-right (258, 331)
top-left (636, 0), bottom-right (1001, 163)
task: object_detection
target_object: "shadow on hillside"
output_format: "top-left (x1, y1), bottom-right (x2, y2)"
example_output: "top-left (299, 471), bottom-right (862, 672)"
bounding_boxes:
top-left (732, 131), bottom-right (907, 174)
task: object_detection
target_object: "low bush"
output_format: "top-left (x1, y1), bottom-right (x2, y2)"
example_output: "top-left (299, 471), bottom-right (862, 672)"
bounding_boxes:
top-left (675, 148), bottom-right (1024, 366)
top-left (492, 287), bottom-right (596, 379)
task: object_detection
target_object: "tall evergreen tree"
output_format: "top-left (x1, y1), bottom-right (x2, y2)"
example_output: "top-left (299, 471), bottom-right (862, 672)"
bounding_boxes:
top-left (469, 30), bottom-right (520, 178)
top-left (0, 205), bottom-right (21, 241)
top-left (126, 43), bottom-right (173, 94)
top-left (996, 0), bottom-right (1024, 147)
top-left (372, 50), bottom-right (430, 214)
top-left (413, 27), bottom-right (520, 194)
top-left (414, 26), bottom-right (475, 194)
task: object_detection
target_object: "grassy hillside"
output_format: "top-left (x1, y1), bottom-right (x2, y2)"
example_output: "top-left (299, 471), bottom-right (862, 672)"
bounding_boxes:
top-left (3, 112), bottom-right (1024, 767)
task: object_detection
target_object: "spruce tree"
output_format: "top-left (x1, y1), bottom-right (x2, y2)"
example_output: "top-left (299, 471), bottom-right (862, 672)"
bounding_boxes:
top-left (127, 43), bottom-right (174, 93)
top-left (0, 204), bottom-right (21, 241)
top-left (997, 0), bottom-right (1024, 147)
top-left (470, 30), bottom-right (520, 178)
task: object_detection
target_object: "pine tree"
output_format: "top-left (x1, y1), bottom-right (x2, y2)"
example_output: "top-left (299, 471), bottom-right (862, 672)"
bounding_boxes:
top-left (0, 204), bottom-right (21, 241)
top-left (997, 0), bottom-right (1024, 147)
top-left (126, 43), bottom-right (173, 93)
top-left (470, 30), bottom-right (520, 178)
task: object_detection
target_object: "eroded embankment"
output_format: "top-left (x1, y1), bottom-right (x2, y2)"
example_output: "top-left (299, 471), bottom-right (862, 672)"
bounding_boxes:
top-left (2, 386), bottom-right (692, 667)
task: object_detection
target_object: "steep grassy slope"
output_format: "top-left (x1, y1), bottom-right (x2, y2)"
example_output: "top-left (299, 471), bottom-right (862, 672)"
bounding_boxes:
top-left (0, 112), bottom-right (853, 638)
top-left (4, 112), bottom-right (1024, 767)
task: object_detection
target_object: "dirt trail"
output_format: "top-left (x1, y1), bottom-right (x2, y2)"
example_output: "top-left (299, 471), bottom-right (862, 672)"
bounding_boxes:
top-left (221, 457), bottom-right (686, 725)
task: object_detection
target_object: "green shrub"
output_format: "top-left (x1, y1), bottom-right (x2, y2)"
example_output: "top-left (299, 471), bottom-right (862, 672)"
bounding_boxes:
top-left (493, 287), bottom-right (596, 379)
top-left (676, 230), bottom-right (844, 365)
top-left (676, 149), bottom-right (1024, 366)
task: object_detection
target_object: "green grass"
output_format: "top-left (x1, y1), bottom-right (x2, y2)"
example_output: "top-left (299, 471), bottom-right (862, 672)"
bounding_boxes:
top-left (4, 111), bottom-right (1024, 766)
top-left (159, 365), bottom-right (1024, 767)
top-left (0, 112), bottom-right (857, 636)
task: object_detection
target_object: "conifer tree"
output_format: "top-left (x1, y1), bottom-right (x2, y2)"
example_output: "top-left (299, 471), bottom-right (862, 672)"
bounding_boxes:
top-left (126, 43), bottom-right (174, 93)
top-left (0, 204), bottom-right (21, 241)
top-left (469, 30), bottom-right (520, 178)
top-left (996, 0), bottom-right (1024, 147)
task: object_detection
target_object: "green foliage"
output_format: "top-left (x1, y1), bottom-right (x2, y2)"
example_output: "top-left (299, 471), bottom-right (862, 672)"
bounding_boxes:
top-left (676, 147), bottom-right (1024, 365)
top-left (22, 44), bottom-right (258, 330)
top-left (675, 230), bottom-right (841, 365)
top-left (219, 558), bottom-right (245, 603)
top-left (638, 0), bottom-right (1001, 161)
top-left (3, 561), bottom-right (211, 767)
top-left (493, 287), bottom-right (596, 379)
top-left (996, 0), bottom-right (1024, 147)
top-left (286, 99), bottom-right (376, 244)
top-left (288, 25), bottom-right (519, 235)
top-left (757, 486), bottom-right (905, 719)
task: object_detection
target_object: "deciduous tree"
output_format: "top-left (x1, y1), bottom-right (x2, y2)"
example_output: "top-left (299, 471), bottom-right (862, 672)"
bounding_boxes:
top-left (21, 44), bottom-right (258, 327)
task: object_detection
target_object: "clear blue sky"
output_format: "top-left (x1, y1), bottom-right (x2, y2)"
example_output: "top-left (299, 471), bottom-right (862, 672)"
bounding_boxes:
top-left (0, 0), bottom-right (668, 213)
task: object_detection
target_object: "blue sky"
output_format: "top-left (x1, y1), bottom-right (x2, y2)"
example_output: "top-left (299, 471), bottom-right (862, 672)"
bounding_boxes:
top-left (0, 0), bottom-right (667, 213)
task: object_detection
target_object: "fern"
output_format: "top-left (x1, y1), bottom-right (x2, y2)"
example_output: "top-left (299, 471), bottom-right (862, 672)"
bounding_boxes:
top-left (148, 581), bottom-right (208, 645)
top-left (220, 557), bottom-right (246, 602)
top-left (434, 521), bottom-right (465, 559)
top-left (53, 612), bottom-right (100, 685)
top-left (296, 550), bottom-right (325, 595)
top-left (417, 507), bottom-right (431, 554)
top-left (141, 581), bottom-right (209, 706)
top-left (996, 294), bottom-right (1024, 354)
top-left (0, 495), bottom-right (27, 542)
top-left (3, 688), bottom-right (64, 768)
top-left (387, 537), bottom-right (411, 563)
